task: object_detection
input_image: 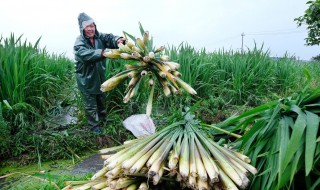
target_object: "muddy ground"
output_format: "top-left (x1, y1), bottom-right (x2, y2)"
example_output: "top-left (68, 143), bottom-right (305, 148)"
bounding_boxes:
top-left (71, 154), bottom-right (104, 175)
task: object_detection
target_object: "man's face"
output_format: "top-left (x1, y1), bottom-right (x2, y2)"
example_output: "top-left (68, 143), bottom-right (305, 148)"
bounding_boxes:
top-left (84, 23), bottom-right (95, 38)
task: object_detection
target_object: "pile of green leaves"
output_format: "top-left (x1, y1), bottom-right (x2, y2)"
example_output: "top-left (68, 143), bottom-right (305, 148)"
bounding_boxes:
top-left (218, 70), bottom-right (320, 189)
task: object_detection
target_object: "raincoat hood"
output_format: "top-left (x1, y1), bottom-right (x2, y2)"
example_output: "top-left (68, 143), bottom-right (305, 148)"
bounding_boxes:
top-left (78, 12), bottom-right (99, 37)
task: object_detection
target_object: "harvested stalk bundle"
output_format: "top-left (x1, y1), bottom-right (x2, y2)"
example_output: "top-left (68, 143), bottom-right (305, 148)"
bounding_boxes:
top-left (63, 176), bottom-right (148, 190)
top-left (100, 23), bottom-right (197, 114)
top-left (64, 109), bottom-right (257, 190)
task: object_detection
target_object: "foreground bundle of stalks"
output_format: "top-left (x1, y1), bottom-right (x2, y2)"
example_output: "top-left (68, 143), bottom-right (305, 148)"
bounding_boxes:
top-left (65, 110), bottom-right (257, 190)
top-left (100, 24), bottom-right (196, 115)
top-left (63, 176), bottom-right (151, 190)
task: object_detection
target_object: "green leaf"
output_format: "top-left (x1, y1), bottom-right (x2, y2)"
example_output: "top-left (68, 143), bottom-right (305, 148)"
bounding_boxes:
top-left (266, 150), bottom-right (280, 189)
top-left (249, 140), bottom-right (269, 165)
top-left (123, 31), bottom-right (136, 42)
top-left (260, 104), bottom-right (281, 134)
top-left (282, 113), bottom-right (306, 175)
top-left (302, 87), bottom-right (320, 104)
top-left (278, 163), bottom-right (293, 189)
top-left (138, 22), bottom-right (145, 36)
top-left (290, 104), bottom-right (303, 115)
top-left (218, 100), bottom-right (278, 127)
top-left (237, 115), bottom-right (258, 132)
top-left (241, 120), bottom-right (265, 149)
top-left (303, 68), bottom-right (311, 89)
top-left (315, 143), bottom-right (320, 161)
top-left (278, 117), bottom-right (290, 186)
top-left (289, 141), bottom-right (304, 185)
top-left (310, 177), bottom-right (320, 190)
top-left (257, 167), bottom-right (271, 176)
top-left (305, 103), bottom-right (320, 107)
top-left (305, 111), bottom-right (319, 175)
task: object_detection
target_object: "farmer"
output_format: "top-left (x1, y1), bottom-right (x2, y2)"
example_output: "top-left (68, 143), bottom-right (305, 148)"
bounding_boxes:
top-left (73, 12), bottom-right (126, 133)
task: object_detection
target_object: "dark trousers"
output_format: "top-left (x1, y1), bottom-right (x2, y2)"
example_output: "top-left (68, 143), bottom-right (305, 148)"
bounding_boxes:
top-left (82, 92), bottom-right (107, 128)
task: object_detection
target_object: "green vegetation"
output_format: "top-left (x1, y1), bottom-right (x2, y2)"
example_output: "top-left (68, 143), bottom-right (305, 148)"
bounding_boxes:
top-left (295, 0), bottom-right (320, 46)
top-left (0, 33), bottom-right (320, 189)
top-left (218, 77), bottom-right (320, 190)
top-left (0, 34), bottom-right (72, 111)
top-left (0, 159), bottom-right (92, 190)
top-left (167, 44), bottom-right (308, 105)
top-left (0, 34), bottom-right (132, 165)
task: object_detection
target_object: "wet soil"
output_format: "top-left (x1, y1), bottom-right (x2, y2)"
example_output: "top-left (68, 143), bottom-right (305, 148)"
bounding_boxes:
top-left (71, 154), bottom-right (104, 175)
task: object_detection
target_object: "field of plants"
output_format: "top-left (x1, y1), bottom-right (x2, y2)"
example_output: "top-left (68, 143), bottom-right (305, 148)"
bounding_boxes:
top-left (0, 30), bottom-right (319, 190)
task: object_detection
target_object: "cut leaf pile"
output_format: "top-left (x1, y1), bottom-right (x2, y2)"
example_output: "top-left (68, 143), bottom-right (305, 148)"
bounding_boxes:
top-left (217, 73), bottom-right (320, 190)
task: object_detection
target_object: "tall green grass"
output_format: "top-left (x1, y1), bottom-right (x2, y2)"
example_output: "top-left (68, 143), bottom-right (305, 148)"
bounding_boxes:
top-left (0, 34), bottom-right (82, 161)
top-left (166, 43), bottom-right (308, 107)
top-left (0, 34), bottom-right (74, 113)
top-left (104, 42), bottom-right (319, 123)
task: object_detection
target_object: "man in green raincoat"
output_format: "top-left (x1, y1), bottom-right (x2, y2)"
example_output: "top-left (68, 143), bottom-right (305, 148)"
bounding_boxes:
top-left (74, 12), bottom-right (126, 133)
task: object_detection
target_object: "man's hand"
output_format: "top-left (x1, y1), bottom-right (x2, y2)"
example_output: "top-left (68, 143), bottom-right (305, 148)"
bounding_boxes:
top-left (117, 37), bottom-right (127, 45)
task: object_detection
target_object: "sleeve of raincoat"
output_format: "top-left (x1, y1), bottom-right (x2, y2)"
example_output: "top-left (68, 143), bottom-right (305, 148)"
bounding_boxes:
top-left (73, 37), bottom-right (103, 63)
top-left (100, 33), bottom-right (121, 49)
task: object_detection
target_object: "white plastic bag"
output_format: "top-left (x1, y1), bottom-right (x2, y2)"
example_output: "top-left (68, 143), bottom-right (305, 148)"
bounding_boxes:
top-left (123, 114), bottom-right (156, 138)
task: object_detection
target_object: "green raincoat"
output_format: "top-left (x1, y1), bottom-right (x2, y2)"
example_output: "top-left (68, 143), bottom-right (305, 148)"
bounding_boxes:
top-left (74, 12), bottom-right (121, 94)
top-left (73, 12), bottom-right (121, 129)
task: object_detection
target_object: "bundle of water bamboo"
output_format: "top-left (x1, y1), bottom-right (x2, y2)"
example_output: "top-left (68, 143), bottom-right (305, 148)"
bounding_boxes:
top-left (64, 118), bottom-right (257, 190)
top-left (101, 26), bottom-right (196, 110)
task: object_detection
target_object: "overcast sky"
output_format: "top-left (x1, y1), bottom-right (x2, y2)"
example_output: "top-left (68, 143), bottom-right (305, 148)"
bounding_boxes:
top-left (1, 0), bottom-right (319, 60)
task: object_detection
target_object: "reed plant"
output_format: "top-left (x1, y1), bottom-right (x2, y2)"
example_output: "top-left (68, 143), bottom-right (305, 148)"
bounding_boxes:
top-left (166, 43), bottom-right (307, 106)
top-left (0, 34), bottom-right (74, 113)
top-left (0, 34), bottom-right (80, 161)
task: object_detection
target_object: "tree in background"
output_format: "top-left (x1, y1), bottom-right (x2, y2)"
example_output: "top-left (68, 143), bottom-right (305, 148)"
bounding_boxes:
top-left (295, 0), bottom-right (320, 46)
top-left (312, 54), bottom-right (320, 61)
